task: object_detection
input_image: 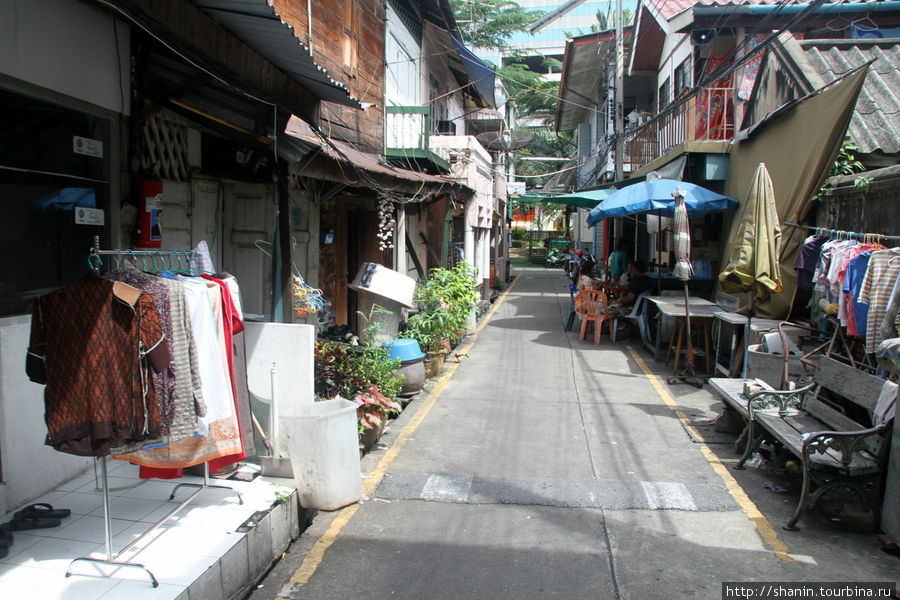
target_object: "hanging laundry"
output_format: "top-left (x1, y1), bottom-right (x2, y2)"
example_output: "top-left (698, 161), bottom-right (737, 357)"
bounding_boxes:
top-left (27, 276), bottom-right (168, 457)
top-left (857, 248), bottom-right (900, 353)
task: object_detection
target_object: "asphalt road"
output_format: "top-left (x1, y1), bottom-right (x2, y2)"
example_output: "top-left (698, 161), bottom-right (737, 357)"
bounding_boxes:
top-left (250, 265), bottom-right (899, 600)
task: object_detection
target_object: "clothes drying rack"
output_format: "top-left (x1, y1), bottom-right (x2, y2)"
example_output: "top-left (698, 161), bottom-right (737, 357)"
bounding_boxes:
top-left (66, 239), bottom-right (243, 588)
top-left (783, 222), bottom-right (900, 243)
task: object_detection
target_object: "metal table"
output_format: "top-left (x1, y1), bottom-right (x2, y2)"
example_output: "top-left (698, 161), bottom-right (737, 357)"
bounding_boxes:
top-left (645, 296), bottom-right (720, 373)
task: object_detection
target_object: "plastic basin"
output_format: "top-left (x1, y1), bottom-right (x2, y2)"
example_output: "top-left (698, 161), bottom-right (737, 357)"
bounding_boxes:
top-left (281, 398), bottom-right (362, 510)
top-left (382, 338), bottom-right (426, 363)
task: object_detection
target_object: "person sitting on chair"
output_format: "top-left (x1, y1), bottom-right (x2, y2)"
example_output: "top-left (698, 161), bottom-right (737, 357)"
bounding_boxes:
top-left (609, 260), bottom-right (652, 315)
top-left (573, 261), bottom-right (597, 314)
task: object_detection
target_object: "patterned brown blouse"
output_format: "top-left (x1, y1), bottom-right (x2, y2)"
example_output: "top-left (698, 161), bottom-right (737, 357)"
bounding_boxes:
top-left (28, 277), bottom-right (168, 457)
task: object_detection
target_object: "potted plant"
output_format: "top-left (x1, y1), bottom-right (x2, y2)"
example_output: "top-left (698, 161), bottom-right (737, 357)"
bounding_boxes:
top-left (405, 263), bottom-right (478, 351)
top-left (354, 385), bottom-right (401, 450)
top-left (313, 312), bottom-right (405, 448)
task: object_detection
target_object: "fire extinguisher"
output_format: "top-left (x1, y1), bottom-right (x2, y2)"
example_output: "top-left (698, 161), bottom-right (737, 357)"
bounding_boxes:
top-left (136, 180), bottom-right (162, 248)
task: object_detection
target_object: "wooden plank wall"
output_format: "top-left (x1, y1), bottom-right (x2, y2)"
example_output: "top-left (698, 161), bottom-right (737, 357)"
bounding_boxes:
top-left (273, 0), bottom-right (384, 153)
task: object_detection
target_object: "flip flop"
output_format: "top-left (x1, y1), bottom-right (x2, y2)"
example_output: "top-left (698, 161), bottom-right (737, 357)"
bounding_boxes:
top-left (0, 527), bottom-right (12, 558)
top-left (14, 503), bottom-right (71, 520)
top-left (1, 515), bottom-right (62, 531)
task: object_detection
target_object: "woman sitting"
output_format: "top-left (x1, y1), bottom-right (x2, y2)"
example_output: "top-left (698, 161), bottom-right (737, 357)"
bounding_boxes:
top-left (574, 261), bottom-right (597, 314)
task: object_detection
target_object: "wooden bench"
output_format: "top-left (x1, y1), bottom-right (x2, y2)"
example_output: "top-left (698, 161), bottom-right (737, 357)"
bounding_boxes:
top-left (733, 357), bottom-right (894, 531)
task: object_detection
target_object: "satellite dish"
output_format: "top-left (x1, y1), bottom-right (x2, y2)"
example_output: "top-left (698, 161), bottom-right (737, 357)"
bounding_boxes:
top-left (475, 131), bottom-right (535, 151)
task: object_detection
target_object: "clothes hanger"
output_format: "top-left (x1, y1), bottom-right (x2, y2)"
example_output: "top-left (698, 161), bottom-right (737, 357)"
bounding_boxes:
top-left (851, 15), bottom-right (878, 32)
top-left (88, 249), bottom-right (103, 272)
top-left (825, 15), bottom-right (851, 32)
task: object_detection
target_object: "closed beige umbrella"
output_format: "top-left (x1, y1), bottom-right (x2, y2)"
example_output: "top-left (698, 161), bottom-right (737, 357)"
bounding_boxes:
top-left (720, 162), bottom-right (783, 297)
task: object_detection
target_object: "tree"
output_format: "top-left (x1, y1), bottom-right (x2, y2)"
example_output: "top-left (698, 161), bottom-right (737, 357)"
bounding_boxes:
top-left (497, 61), bottom-right (561, 115)
top-left (451, 0), bottom-right (543, 51)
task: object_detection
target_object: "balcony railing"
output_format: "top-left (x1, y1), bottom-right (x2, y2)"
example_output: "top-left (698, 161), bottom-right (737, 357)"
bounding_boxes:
top-left (385, 105), bottom-right (451, 173)
top-left (386, 105), bottom-right (431, 150)
top-left (623, 87), bottom-right (735, 171)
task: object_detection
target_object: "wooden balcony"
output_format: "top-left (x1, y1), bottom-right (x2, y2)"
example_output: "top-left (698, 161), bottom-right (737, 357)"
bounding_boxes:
top-left (385, 105), bottom-right (451, 174)
top-left (623, 88), bottom-right (735, 172)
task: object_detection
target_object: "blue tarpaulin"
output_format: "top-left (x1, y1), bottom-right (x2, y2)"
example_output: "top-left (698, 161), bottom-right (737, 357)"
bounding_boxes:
top-left (451, 35), bottom-right (497, 108)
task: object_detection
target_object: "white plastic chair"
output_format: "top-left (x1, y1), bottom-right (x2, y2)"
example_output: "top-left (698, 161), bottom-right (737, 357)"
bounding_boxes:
top-left (613, 291), bottom-right (650, 343)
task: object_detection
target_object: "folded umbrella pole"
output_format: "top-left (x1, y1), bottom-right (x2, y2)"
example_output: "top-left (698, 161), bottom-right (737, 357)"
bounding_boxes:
top-left (668, 188), bottom-right (704, 388)
top-left (718, 163), bottom-right (783, 378)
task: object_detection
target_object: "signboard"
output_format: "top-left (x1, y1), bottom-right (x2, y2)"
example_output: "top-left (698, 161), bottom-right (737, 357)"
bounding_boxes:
top-left (75, 207), bottom-right (105, 226)
top-left (72, 135), bottom-right (104, 158)
top-left (507, 181), bottom-right (526, 196)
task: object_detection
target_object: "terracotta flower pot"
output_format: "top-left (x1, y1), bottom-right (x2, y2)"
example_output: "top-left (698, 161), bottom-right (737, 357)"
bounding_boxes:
top-left (424, 351), bottom-right (445, 378)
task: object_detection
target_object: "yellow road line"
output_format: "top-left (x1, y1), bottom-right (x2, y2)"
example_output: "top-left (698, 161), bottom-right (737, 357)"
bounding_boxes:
top-left (626, 347), bottom-right (793, 563)
top-left (289, 276), bottom-right (521, 586)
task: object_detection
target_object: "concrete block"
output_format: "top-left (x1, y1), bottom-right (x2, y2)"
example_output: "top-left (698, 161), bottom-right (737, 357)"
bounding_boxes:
top-left (269, 498), bottom-right (292, 557)
top-left (187, 561), bottom-right (222, 600)
top-left (220, 535), bottom-right (251, 600)
top-left (247, 514), bottom-right (273, 581)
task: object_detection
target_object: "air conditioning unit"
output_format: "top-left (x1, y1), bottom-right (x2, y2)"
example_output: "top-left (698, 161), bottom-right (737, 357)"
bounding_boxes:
top-left (692, 29), bottom-right (717, 45)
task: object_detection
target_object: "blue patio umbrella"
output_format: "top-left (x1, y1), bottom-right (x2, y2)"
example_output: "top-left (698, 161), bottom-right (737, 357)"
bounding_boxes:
top-left (586, 178), bottom-right (737, 227)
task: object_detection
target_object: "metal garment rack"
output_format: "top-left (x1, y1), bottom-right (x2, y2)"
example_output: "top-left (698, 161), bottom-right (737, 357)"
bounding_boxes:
top-left (783, 222), bottom-right (900, 243)
top-left (66, 239), bottom-right (243, 588)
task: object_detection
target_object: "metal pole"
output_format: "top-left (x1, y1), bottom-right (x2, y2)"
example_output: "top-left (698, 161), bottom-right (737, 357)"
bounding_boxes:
top-left (270, 362), bottom-right (279, 456)
top-left (614, 0), bottom-right (624, 182)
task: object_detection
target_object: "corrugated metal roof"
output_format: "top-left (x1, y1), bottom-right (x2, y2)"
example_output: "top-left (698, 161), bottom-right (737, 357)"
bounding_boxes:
top-left (284, 116), bottom-right (464, 192)
top-left (647, 0), bottom-right (800, 23)
top-left (557, 31), bottom-right (616, 131)
top-left (800, 39), bottom-right (900, 155)
top-left (190, 0), bottom-right (361, 108)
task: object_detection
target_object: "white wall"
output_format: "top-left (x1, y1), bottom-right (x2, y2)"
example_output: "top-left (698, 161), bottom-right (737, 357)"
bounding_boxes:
top-left (384, 2), bottom-right (420, 107)
top-left (657, 32), bottom-right (692, 100)
top-left (0, 0), bottom-right (130, 512)
top-left (0, 0), bottom-right (130, 114)
top-left (0, 317), bottom-right (92, 513)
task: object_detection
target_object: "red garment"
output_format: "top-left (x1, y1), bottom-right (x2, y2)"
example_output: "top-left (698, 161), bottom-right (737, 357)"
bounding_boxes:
top-left (201, 274), bottom-right (247, 474)
top-left (28, 277), bottom-right (167, 457)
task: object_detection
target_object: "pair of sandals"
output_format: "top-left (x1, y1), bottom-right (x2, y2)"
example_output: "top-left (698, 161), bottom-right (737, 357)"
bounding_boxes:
top-left (0, 503), bottom-right (71, 558)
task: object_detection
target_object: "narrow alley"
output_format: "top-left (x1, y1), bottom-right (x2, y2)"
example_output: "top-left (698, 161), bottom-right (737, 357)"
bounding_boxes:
top-left (252, 265), bottom-right (899, 600)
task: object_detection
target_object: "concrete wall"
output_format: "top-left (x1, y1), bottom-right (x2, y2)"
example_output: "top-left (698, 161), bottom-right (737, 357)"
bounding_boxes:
top-left (0, 0), bottom-right (130, 114)
top-left (0, 0), bottom-right (130, 512)
top-left (0, 316), bottom-right (92, 513)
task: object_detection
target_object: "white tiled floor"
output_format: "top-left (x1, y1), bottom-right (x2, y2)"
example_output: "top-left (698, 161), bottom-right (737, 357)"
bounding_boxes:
top-left (0, 460), bottom-right (291, 599)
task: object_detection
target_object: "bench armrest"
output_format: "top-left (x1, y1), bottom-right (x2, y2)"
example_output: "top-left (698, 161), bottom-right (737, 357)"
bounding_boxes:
top-left (800, 423), bottom-right (890, 467)
top-left (747, 381), bottom-right (816, 418)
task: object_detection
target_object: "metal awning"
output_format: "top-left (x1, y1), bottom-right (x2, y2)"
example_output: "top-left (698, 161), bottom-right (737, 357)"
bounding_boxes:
top-left (191, 0), bottom-right (362, 108)
top-left (284, 116), bottom-right (470, 195)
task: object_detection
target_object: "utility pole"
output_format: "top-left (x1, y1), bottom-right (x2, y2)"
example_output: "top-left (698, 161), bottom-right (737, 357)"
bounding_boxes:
top-left (614, 0), bottom-right (624, 182)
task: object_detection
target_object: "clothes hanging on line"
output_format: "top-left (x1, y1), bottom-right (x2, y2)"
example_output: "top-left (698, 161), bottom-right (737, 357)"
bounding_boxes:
top-left (859, 248), bottom-right (900, 354)
top-left (26, 276), bottom-right (169, 457)
top-left (105, 262), bottom-right (208, 447)
top-left (27, 250), bottom-right (254, 476)
top-left (795, 234), bottom-right (900, 353)
top-left (116, 271), bottom-right (250, 476)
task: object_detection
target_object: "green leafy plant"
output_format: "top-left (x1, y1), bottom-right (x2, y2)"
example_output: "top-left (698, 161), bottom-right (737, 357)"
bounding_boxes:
top-left (313, 305), bottom-right (406, 432)
top-left (404, 263), bottom-right (478, 353)
top-left (354, 385), bottom-right (401, 434)
top-left (854, 175), bottom-right (873, 193)
top-left (812, 142), bottom-right (867, 202)
top-left (270, 482), bottom-right (293, 506)
top-left (355, 305), bottom-right (405, 400)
